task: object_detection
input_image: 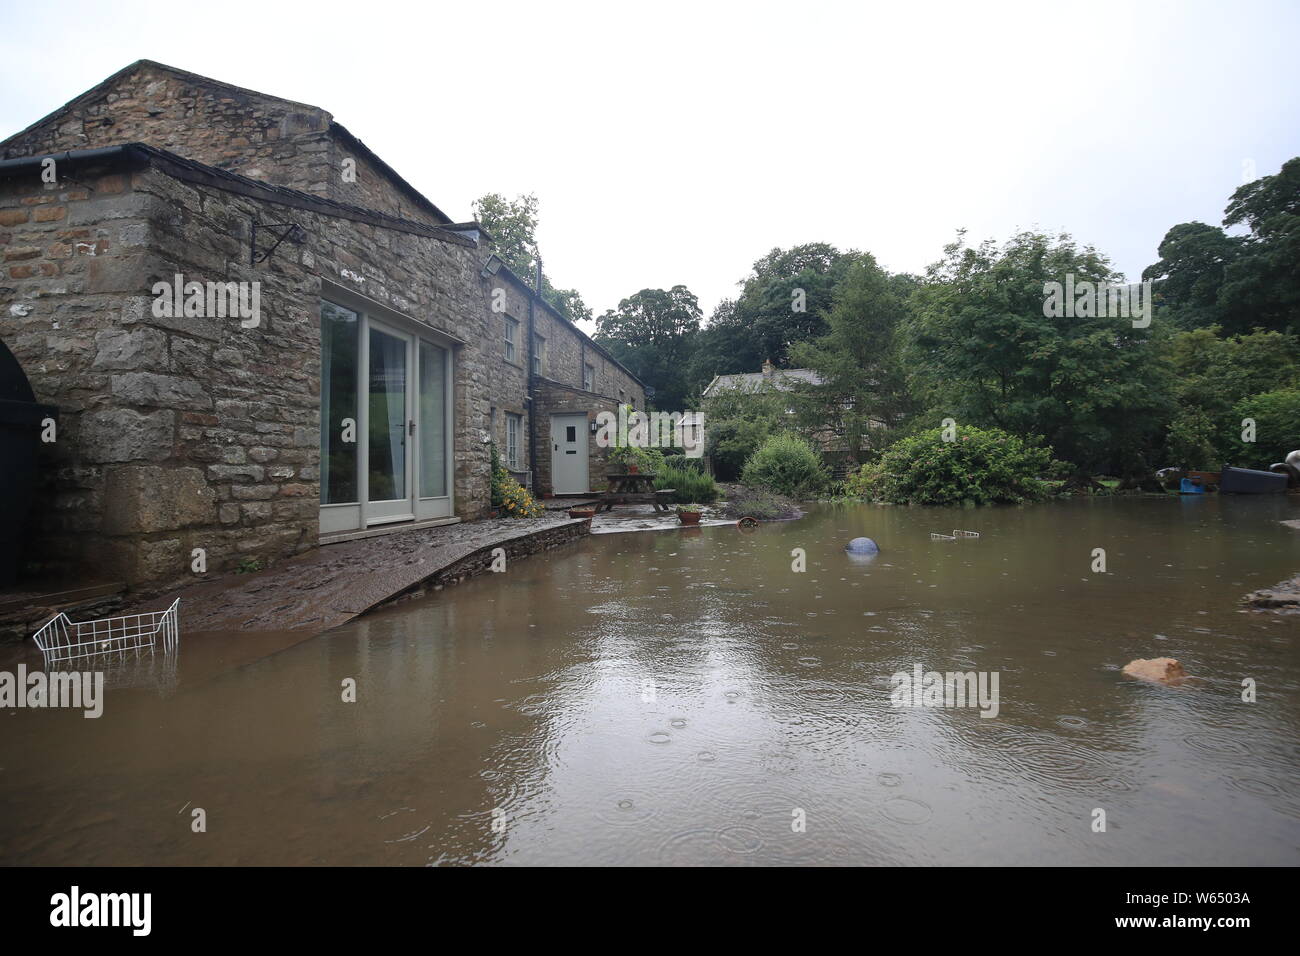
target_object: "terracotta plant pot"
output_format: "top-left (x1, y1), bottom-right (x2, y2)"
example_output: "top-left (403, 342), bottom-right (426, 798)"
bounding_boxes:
top-left (628, 464), bottom-right (640, 474)
top-left (568, 507), bottom-right (596, 519)
top-left (488, 510), bottom-right (500, 519)
top-left (678, 510), bottom-right (701, 525)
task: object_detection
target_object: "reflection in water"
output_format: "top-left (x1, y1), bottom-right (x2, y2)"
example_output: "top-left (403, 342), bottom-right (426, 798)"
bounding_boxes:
top-left (1, 497), bottom-right (1298, 865)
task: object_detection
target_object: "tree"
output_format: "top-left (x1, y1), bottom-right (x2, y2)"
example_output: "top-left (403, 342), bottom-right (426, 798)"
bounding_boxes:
top-left (1227, 388), bottom-right (1300, 469)
top-left (906, 231), bottom-right (1176, 479)
top-left (1143, 156), bottom-right (1300, 336)
top-left (1164, 326), bottom-right (1300, 467)
top-left (1142, 222), bottom-right (1244, 331)
top-left (594, 285), bottom-right (702, 410)
top-left (699, 379), bottom-right (789, 480)
top-left (787, 256), bottom-right (917, 465)
top-left (1219, 157), bottom-right (1300, 336)
top-left (472, 192), bottom-right (591, 323)
top-left (685, 243), bottom-right (863, 394)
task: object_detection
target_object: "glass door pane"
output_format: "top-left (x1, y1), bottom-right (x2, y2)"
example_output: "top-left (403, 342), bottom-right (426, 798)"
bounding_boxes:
top-left (320, 302), bottom-right (358, 504)
top-left (418, 340), bottom-right (447, 498)
top-left (368, 326), bottom-right (408, 507)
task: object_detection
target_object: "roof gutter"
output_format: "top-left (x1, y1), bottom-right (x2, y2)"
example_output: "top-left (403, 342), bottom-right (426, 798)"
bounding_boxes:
top-left (0, 145), bottom-right (143, 176)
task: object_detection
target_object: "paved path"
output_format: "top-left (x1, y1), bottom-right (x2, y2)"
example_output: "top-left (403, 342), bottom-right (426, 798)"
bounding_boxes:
top-left (131, 515), bottom-right (588, 634)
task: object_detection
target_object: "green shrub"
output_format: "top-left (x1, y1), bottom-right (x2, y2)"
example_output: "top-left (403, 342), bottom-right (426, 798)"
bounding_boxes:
top-left (1226, 388), bottom-right (1300, 469)
top-left (702, 383), bottom-right (788, 480)
top-left (1165, 408), bottom-right (1222, 470)
top-left (489, 444), bottom-right (507, 508)
top-left (706, 417), bottom-right (778, 481)
top-left (741, 433), bottom-right (828, 497)
top-left (848, 425), bottom-right (1056, 505)
top-left (607, 443), bottom-right (667, 474)
top-left (655, 460), bottom-right (719, 503)
top-left (721, 485), bottom-right (801, 520)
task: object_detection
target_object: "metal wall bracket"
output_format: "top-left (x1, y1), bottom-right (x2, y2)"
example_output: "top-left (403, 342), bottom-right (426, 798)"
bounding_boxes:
top-left (250, 219), bottom-right (307, 265)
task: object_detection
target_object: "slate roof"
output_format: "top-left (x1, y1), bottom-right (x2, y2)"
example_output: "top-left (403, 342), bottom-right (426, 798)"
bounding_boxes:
top-left (702, 367), bottom-right (823, 398)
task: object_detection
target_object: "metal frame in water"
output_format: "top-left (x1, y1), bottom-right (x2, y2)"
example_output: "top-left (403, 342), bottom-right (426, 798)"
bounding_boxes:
top-left (31, 599), bottom-right (181, 665)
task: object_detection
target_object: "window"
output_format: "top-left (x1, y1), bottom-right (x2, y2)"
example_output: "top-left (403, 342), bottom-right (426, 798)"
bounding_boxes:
top-left (584, 363), bottom-right (595, 391)
top-left (506, 413), bottom-right (522, 469)
top-left (320, 301), bottom-right (359, 504)
top-left (532, 334), bottom-right (545, 375)
top-left (504, 316), bottom-right (518, 362)
top-left (418, 340), bottom-right (448, 498)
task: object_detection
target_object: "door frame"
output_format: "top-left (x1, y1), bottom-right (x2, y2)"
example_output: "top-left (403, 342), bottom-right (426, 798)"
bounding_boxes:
top-left (365, 318), bottom-right (416, 525)
top-left (413, 338), bottom-right (452, 521)
top-left (319, 284), bottom-right (459, 535)
top-left (550, 412), bottom-right (590, 494)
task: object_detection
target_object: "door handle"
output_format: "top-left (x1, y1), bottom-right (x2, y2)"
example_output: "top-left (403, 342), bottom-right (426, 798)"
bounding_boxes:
top-left (409, 419), bottom-right (416, 436)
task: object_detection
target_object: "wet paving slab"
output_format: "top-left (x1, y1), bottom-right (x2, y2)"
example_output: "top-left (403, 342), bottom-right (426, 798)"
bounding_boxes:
top-left (126, 514), bottom-right (590, 635)
top-left (588, 503), bottom-right (734, 534)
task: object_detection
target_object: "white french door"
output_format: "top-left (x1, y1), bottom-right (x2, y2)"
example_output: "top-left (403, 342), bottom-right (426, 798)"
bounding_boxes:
top-left (320, 296), bottom-right (453, 535)
top-left (366, 320), bottom-right (414, 524)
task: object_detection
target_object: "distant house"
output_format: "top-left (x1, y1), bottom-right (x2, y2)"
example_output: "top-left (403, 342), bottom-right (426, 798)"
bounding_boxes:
top-left (701, 359), bottom-right (882, 477)
top-left (702, 358), bottom-right (821, 399)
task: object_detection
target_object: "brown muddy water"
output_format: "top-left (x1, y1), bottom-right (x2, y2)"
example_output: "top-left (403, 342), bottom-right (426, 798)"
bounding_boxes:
top-left (2, 497), bottom-right (1298, 866)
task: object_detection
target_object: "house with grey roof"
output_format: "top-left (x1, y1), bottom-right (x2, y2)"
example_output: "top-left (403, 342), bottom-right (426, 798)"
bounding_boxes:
top-left (701, 359), bottom-right (822, 398)
top-left (701, 359), bottom-right (883, 478)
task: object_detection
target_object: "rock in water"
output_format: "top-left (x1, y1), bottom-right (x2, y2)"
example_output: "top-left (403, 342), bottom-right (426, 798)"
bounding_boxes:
top-left (845, 537), bottom-right (879, 554)
top-left (1122, 657), bottom-right (1187, 684)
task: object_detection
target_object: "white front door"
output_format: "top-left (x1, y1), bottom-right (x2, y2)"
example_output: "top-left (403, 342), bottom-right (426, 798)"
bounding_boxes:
top-left (550, 413), bottom-right (589, 494)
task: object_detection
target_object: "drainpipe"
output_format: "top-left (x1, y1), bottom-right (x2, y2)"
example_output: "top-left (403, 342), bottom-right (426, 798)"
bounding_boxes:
top-left (527, 255), bottom-right (540, 491)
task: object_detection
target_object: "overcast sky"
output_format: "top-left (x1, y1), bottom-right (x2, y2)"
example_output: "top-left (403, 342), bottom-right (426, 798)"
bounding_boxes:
top-left (3, 0), bottom-right (1297, 332)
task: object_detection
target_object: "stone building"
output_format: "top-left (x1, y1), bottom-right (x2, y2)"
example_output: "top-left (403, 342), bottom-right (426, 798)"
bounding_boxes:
top-left (0, 61), bottom-right (644, 594)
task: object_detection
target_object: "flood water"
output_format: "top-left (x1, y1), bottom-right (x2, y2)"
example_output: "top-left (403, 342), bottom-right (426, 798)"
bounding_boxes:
top-left (2, 497), bottom-right (1298, 866)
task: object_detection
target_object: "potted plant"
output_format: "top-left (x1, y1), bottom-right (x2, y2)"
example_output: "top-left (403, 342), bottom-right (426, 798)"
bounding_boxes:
top-left (677, 504), bottom-right (702, 525)
top-left (607, 444), bottom-right (663, 478)
top-left (607, 445), bottom-right (635, 476)
top-left (567, 505), bottom-right (596, 519)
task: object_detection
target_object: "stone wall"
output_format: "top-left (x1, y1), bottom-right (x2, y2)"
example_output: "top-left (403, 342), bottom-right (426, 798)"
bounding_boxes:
top-left (483, 266), bottom-right (646, 492)
top-left (392, 518), bottom-right (591, 601)
top-left (529, 297), bottom-right (643, 407)
top-left (1, 153), bottom-right (493, 593)
top-left (0, 62), bottom-right (649, 591)
top-left (1, 61), bottom-right (447, 228)
top-left (479, 271), bottom-right (532, 474)
top-left (532, 381), bottom-right (623, 495)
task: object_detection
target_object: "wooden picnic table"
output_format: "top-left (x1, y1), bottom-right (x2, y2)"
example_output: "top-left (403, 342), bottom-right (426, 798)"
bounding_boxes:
top-left (596, 471), bottom-right (674, 513)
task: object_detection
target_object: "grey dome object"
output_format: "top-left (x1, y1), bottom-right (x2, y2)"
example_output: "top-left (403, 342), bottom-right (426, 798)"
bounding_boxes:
top-left (845, 537), bottom-right (879, 554)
